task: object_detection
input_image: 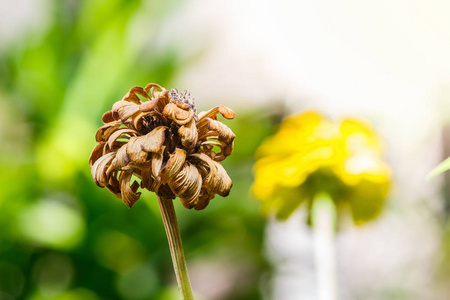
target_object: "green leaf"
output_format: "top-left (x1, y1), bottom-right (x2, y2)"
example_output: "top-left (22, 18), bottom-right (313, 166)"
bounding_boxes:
top-left (427, 157), bottom-right (450, 180)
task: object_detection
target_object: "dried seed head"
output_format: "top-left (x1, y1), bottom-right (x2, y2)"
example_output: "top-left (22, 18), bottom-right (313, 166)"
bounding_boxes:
top-left (89, 83), bottom-right (235, 210)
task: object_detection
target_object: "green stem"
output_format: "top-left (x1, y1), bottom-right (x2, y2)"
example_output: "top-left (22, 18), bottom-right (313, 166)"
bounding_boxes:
top-left (312, 193), bottom-right (337, 300)
top-left (158, 196), bottom-right (194, 300)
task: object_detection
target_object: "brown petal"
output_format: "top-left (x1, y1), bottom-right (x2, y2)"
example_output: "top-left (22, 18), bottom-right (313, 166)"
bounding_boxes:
top-left (106, 170), bottom-right (121, 197)
top-left (191, 153), bottom-right (233, 197)
top-left (162, 102), bottom-right (195, 125)
top-left (198, 105), bottom-right (235, 121)
top-left (179, 119), bottom-right (198, 148)
top-left (89, 142), bottom-right (106, 167)
top-left (122, 126), bottom-right (166, 166)
top-left (145, 84), bottom-right (170, 112)
top-left (194, 188), bottom-right (215, 210)
top-left (140, 167), bottom-right (153, 190)
top-left (152, 146), bottom-right (165, 178)
top-left (123, 86), bottom-right (152, 104)
top-left (168, 162), bottom-right (202, 209)
top-left (119, 171), bottom-right (141, 208)
top-left (107, 128), bottom-right (137, 150)
top-left (141, 126), bottom-right (167, 152)
top-left (112, 100), bottom-right (141, 122)
top-left (102, 111), bottom-right (116, 123)
top-left (204, 118), bottom-right (235, 144)
top-left (91, 152), bottom-right (116, 187)
top-left (126, 136), bottom-right (149, 165)
top-left (161, 148), bottom-right (186, 182)
top-left (108, 144), bottom-right (131, 172)
top-left (95, 121), bottom-right (122, 142)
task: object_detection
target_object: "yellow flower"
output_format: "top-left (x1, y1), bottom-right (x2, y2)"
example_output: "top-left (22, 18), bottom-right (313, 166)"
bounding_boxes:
top-left (252, 111), bottom-right (390, 224)
top-left (89, 83), bottom-right (235, 210)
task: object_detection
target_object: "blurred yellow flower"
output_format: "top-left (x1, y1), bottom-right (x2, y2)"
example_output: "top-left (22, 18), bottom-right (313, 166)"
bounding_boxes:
top-left (253, 111), bottom-right (391, 224)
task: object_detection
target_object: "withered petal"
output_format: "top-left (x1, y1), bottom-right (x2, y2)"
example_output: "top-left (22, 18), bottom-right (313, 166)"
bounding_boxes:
top-left (109, 144), bottom-right (131, 172)
top-left (168, 162), bottom-right (202, 209)
top-left (95, 121), bottom-right (122, 142)
top-left (179, 119), bottom-right (198, 149)
top-left (141, 126), bottom-right (167, 152)
top-left (152, 146), bottom-right (165, 178)
top-left (89, 142), bottom-right (106, 167)
top-left (126, 137), bottom-right (150, 165)
top-left (107, 128), bottom-right (138, 150)
top-left (102, 111), bottom-right (116, 123)
top-left (162, 102), bottom-right (195, 125)
top-left (123, 86), bottom-right (152, 104)
top-left (198, 105), bottom-right (235, 121)
top-left (112, 100), bottom-right (141, 122)
top-left (119, 171), bottom-right (141, 208)
top-left (91, 152), bottom-right (116, 187)
top-left (205, 118), bottom-right (235, 144)
top-left (140, 167), bottom-right (153, 190)
top-left (191, 153), bottom-right (233, 197)
top-left (161, 148), bottom-right (187, 182)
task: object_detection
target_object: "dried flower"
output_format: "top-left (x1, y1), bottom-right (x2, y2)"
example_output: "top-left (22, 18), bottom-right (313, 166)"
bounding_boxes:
top-left (89, 83), bottom-right (235, 209)
top-left (253, 111), bottom-right (391, 224)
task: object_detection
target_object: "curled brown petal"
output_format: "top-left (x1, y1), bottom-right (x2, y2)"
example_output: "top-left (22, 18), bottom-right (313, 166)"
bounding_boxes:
top-left (179, 119), bottom-right (198, 149)
top-left (107, 128), bottom-right (138, 150)
top-left (191, 153), bottom-right (233, 197)
top-left (92, 152), bottom-right (116, 187)
top-left (89, 142), bottom-right (106, 167)
top-left (109, 144), bottom-right (131, 173)
top-left (200, 118), bottom-right (235, 144)
top-left (152, 146), bottom-right (165, 178)
top-left (168, 162), bottom-right (202, 209)
top-left (112, 100), bottom-right (141, 122)
top-left (141, 126), bottom-right (167, 152)
top-left (198, 105), bottom-right (235, 121)
top-left (162, 102), bottom-right (195, 125)
top-left (119, 171), bottom-right (141, 208)
top-left (106, 170), bottom-right (121, 197)
top-left (126, 136), bottom-right (150, 165)
top-left (102, 111), bottom-right (116, 123)
top-left (161, 148), bottom-right (187, 182)
top-left (95, 121), bottom-right (122, 142)
top-left (195, 188), bottom-right (215, 210)
top-left (123, 86), bottom-right (152, 104)
top-left (140, 167), bottom-right (153, 190)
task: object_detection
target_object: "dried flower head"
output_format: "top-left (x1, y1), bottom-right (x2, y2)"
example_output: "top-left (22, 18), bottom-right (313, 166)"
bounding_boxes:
top-left (89, 83), bottom-right (235, 209)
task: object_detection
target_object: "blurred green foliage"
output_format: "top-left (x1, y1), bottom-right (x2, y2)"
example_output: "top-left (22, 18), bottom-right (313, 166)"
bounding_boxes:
top-left (0, 1), bottom-right (274, 299)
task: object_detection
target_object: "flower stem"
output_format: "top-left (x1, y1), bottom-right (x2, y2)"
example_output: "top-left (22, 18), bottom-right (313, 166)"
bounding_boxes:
top-left (312, 193), bottom-right (337, 300)
top-left (157, 196), bottom-right (194, 300)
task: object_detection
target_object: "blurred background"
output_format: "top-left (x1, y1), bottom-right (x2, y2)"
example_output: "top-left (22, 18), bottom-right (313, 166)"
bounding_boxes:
top-left (1, 0), bottom-right (450, 299)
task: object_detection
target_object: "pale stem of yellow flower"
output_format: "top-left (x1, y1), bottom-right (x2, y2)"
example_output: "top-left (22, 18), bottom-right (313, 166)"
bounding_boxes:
top-left (312, 193), bottom-right (337, 300)
top-left (158, 196), bottom-right (194, 300)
